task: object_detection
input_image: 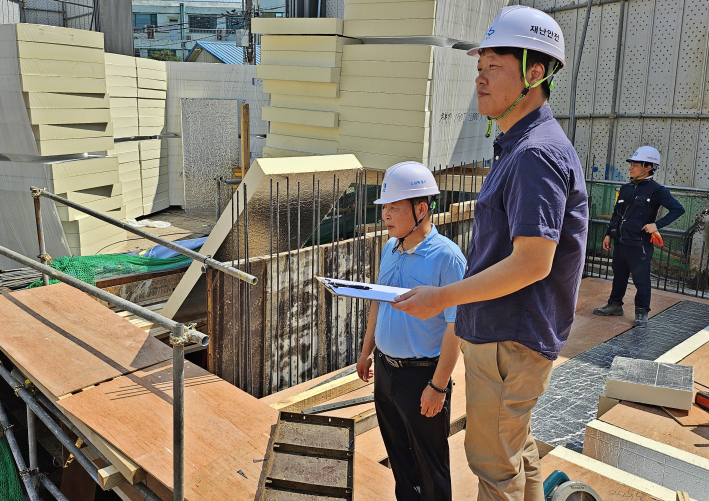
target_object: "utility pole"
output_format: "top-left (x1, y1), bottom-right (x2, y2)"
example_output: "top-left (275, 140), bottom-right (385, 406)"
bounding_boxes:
top-left (246, 0), bottom-right (254, 63)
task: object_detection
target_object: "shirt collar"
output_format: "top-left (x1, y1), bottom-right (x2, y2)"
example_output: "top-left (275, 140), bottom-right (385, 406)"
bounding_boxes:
top-left (493, 103), bottom-right (554, 153)
top-left (401, 225), bottom-right (438, 257)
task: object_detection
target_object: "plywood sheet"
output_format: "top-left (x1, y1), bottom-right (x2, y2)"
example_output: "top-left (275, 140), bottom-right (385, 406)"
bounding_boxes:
top-left (345, 1), bottom-right (436, 20)
top-left (343, 19), bottom-right (436, 37)
top-left (343, 44), bottom-right (433, 63)
top-left (32, 122), bottom-right (113, 141)
top-left (339, 120), bottom-right (429, 143)
top-left (339, 135), bottom-right (429, 157)
top-left (341, 61), bottom-right (433, 79)
top-left (261, 50), bottom-right (342, 68)
top-left (0, 284), bottom-right (172, 398)
top-left (21, 75), bottom-right (106, 94)
top-left (339, 106), bottom-right (429, 127)
top-left (104, 53), bottom-right (136, 67)
top-left (269, 121), bottom-right (340, 141)
top-left (135, 57), bottom-right (166, 71)
top-left (269, 93), bottom-right (339, 113)
top-left (26, 107), bottom-right (110, 125)
top-left (252, 18), bottom-right (344, 36)
top-left (1, 58), bottom-right (105, 78)
top-left (266, 134), bottom-right (339, 155)
top-left (37, 136), bottom-right (114, 157)
top-left (340, 91), bottom-right (431, 111)
top-left (13, 41), bottom-right (105, 63)
top-left (340, 75), bottom-right (431, 95)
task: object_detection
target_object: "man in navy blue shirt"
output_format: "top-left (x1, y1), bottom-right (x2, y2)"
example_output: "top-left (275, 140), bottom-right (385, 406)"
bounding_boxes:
top-left (393, 7), bottom-right (588, 501)
top-left (593, 146), bottom-right (685, 326)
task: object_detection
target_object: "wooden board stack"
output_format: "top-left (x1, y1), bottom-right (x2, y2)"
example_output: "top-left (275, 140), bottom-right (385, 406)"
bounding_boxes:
top-left (107, 142), bottom-right (143, 219)
top-left (137, 58), bottom-right (167, 137)
top-left (254, 19), bottom-right (362, 159)
top-left (343, 0), bottom-right (507, 43)
top-left (104, 53), bottom-right (139, 138)
top-left (139, 139), bottom-right (169, 215)
top-left (0, 23), bottom-right (113, 156)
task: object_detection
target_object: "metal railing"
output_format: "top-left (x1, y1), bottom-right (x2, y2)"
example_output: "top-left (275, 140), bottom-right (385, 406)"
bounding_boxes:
top-left (0, 187), bottom-right (257, 500)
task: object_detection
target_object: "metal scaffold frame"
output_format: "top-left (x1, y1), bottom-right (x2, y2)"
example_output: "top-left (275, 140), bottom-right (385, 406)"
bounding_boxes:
top-left (0, 187), bottom-right (258, 500)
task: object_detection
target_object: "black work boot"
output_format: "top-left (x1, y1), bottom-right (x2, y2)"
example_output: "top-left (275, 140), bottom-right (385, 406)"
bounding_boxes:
top-left (593, 302), bottom-right (624, 316)
top-left (634, 307), bottom-right (649, 327)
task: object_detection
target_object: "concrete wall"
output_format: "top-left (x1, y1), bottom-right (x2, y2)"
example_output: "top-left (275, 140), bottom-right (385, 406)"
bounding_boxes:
top-left (519, 0), bottom-right (709, 189)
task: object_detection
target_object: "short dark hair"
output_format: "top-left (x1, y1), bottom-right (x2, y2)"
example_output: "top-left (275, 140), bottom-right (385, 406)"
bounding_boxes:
top-left (410, 196), bottom-right (434, 218)
top-left (488, 46), bottom-right (555, 99)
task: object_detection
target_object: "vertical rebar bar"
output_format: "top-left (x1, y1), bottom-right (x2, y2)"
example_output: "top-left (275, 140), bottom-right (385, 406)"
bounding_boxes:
top-left (172, 323), bottom-right (186, 501)
top-left (287, 177), bottom-right (293, 386)
top-left (335, 177), bottom-right (341, 368)
top-left (231, 186), bottom-right (236, 387)
top-left (330, 175), bottom-right (336, 372)
top-left (316, 179), bottom-right (321, 377)
top-left (269, 179), bottom-right (274, 393)
top-left (310, 175), bottom-right (316, 380)
top-left (296, 182), bottom-right (301, 383)
top-left (276, 182), bottom-right (281, 389)
top-left (32, 193), bottom-right (50, 287)
top-left (236, 190), bottom-right (242, 388)
top-left (244, 183), bottom-right (252, 394)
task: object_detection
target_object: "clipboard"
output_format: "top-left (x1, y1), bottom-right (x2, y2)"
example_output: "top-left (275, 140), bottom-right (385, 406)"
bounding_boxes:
top-left (316, 276), bottom-right (410, 303)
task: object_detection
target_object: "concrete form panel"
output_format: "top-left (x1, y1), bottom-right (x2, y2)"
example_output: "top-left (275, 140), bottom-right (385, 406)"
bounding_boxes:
top-left (695, 121), bottom-right (709, 189)
top-left (573, 118), bottom-right (592, 177)
top-left (575, 5), bottom-right (602, 115)
top-left (618, 0), bottom-right (654, 114)
top-left (549, 9), bottom-right (578, 116)
top-left (594, 3), bottom-right (620, 115)
top-left (645, 0), bottom-right (683, 114)
top-left (589, 118), bottom-right (610, 178)
top-left (673, 0), bottom-right (709, 113)
top-left (665, 119), bottom-right (699, 187)
top-left (612, 119), bottom-right (641, 178)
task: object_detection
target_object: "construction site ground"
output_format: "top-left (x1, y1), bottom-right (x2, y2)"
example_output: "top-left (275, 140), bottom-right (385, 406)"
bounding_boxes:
top-left (0, 277), bottom-right (707, 500)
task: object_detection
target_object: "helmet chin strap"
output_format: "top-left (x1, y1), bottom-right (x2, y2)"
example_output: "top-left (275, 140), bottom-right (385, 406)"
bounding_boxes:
top-left (485, 50), bottom-right (559, 138)
top-left (392, 199), bottom-right (433, 254)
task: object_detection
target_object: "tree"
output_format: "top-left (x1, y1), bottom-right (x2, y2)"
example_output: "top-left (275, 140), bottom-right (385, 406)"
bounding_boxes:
top-left (148, 50), bottom-right (181, 62)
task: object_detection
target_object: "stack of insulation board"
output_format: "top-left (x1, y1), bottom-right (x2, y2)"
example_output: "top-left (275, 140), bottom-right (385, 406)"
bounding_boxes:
top-left (0, 23), bottom-right (113, 156)
top-left (104, 53), bottom-right (139, 138)
top-left (139, 139), bottom-right (169, 215)
top-left (337, 44), bottom-right (432, 169)
top-left (6, 157), bottom-right (126, 256)
top-left (107, 142), bottom-right (142, 219)
top-left (137, 58), bottom-right (167, 137)
top-left (342, 0), bottom-right (507, 43)
top-left (254, 18), bottom-right (361, 159)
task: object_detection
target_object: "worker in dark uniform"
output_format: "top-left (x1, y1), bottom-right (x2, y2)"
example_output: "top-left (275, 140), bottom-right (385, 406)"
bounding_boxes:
top-left (593, 146), bottom-right (685, 326)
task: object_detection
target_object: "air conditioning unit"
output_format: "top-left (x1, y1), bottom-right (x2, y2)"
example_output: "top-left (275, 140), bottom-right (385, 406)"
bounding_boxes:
top-left (216, 29), bottom-right (224, 41)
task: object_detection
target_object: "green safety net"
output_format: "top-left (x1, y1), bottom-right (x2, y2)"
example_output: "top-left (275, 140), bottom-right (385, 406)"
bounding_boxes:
top-left (27, 254), bottom-right (193, 289)
top-left (0, 436), bottom-right (23, 501)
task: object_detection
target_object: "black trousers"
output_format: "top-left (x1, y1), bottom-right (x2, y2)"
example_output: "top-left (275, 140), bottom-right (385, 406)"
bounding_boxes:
top-left (609, 241), bottom-right (654, 312)
top-left (374, 350), bottom-right (452, 501)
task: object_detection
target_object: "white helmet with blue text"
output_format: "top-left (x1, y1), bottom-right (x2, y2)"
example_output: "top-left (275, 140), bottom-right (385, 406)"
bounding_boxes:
top-left (374, 162), bottom-right (440, 205)
top-left (627, 146), bottom-right (661, 166)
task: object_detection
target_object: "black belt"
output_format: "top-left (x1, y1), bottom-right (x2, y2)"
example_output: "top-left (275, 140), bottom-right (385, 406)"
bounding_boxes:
top-left (376, 348), bottom-right (438, 368)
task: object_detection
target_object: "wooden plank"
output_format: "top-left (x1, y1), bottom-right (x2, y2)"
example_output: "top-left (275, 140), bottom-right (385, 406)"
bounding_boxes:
top-left (98, 465), bottom-right (125, 490)
top-left (269, 372), bottom-right (370, 412)
top-left (0, 283), bottom-right (173, 398)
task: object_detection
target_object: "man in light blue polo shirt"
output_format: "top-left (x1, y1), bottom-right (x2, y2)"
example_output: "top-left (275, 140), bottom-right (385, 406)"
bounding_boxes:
top-left (356, 161), bottom-right (466, 501)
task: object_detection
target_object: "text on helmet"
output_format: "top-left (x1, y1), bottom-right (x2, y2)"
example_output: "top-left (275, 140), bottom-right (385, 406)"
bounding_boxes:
top-left (411, 180), bottom-right (427, 185)
top-left (530, 26), bottom-right (560, 42)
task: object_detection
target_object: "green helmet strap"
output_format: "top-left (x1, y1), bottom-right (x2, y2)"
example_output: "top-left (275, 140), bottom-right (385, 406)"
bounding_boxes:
top-left (485, 49), bottom-right (560, 138)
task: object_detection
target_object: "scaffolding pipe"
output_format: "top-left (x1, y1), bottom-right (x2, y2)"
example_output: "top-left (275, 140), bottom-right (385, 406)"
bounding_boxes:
top-left (31, 191), bottom-right (50, 287)
top-left (27, 406), bottom-right (38, 488)
top-left (172, 324), bottom-right (186, 501)
top-left (32, 188), bottom-right (258, 286)
top-left (0, 401), bottom-right (40, 501)
top-left (40, 475), bottom-right (69, 501)
top-left (0, 244), bottom-right (209, 346)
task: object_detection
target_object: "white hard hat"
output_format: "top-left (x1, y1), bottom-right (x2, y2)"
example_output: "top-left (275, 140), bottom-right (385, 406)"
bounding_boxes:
top-left (627, 146), bottom-right (661, 166)
top-left (468, 6), bottom-right (566, 70)
top-left (374, 162), bottom-right (440, 205)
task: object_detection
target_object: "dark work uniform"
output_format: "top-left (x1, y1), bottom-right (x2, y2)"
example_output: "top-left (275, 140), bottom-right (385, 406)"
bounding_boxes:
top-left (606, 178), bottom-right (685, 311)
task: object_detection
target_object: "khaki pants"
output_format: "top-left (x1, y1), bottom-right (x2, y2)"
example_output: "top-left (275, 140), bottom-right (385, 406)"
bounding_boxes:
top-left (461, 340), bottom-right (553, 501)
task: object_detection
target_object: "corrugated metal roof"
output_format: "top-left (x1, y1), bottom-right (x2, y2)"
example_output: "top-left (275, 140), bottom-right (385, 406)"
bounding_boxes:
top-left (185, 41), bottom-right (261, 65)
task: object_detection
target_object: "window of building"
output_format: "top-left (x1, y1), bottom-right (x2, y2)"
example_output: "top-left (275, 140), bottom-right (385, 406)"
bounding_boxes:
top-left (189, 15), bottom-right (218, 30)
top-left (133, 13), bottom-right (157, 28)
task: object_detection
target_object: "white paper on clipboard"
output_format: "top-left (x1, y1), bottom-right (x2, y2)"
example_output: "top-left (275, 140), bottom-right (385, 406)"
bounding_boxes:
top-left (316, 276), bottom-right (410, 303)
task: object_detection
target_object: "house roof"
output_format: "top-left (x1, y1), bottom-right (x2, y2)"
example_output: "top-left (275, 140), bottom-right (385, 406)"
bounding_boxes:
top-left (185, 41), bottom-right (260, 64)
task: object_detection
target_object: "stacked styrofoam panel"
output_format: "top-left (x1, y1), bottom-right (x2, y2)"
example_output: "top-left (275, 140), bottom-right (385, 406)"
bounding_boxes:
top-left (254, 19), bottom-right (362, 159)
top-left (337, 44), bottom-right (492, 170)
top-left (107, 142), bottom-right (142, 219)
top-left (1, 156), bottom-right (127, 256)
top-left (137, 58), bottom-right (167, 137)
top-left (0, 23), bottom-right (113, 156)
top-left (139, 139), bottom-right (169, 215)
top-left (337, 44), bottom-right (432, 169)
top-left (342, 0), bottom-right (506, 43)
top-left (104, 53), bottom-right (139, 138)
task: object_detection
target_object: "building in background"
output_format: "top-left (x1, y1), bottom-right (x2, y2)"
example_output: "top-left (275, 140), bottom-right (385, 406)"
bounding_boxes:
top-left (185, 40), bottom-right (261, 63)
top-left (132, 0), bottom-right (284, 61)
top-left (0, 0), bottom-right (133, 55)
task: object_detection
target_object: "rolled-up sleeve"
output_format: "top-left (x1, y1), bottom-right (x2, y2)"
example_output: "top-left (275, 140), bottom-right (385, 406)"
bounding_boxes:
top-left (503, 148), bottom-right (569, 243)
